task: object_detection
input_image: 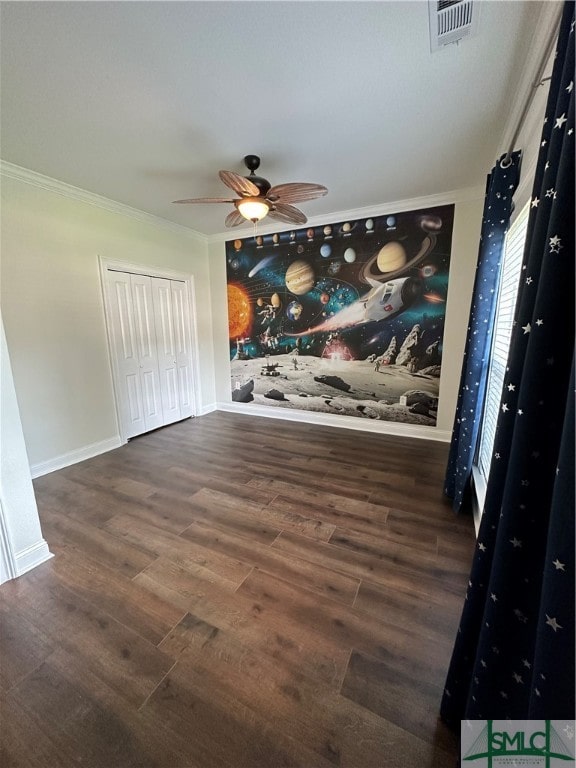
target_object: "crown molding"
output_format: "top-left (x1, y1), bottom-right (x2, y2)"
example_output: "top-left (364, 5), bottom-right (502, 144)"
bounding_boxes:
top-left (0, 160), bottom-right (208, 244)
top-left (205, 184), bottom-right (485, 244)
top-left (0, 159), bottom-right (485, 246)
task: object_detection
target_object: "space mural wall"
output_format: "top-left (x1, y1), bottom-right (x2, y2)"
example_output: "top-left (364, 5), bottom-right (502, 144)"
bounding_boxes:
top-left (226, 204), bottom-right (455, 426)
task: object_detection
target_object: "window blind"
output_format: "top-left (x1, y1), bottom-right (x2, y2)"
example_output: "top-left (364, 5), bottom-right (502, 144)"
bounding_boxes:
top-left (477, 202), bottom-right (530, 481)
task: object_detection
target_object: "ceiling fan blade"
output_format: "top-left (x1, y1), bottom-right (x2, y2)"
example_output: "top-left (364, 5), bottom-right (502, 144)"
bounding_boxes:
top-left (172, 197), bottom-right (235, 204)
top-left (268, 203), bottom-right (308, 225)
top-left (218, 170), bottom-right (260, 197)
top-left (266, 183), bottom-right (328, 204)
top-left (225, 209), bottom-right (246, 228)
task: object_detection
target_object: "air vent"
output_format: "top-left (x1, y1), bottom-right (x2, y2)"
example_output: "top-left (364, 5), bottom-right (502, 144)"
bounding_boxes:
top-left (429, 0), bottom-right (480, 52)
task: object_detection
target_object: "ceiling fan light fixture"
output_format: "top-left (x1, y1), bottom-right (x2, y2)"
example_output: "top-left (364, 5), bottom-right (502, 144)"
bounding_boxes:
top-left (173, 156), bottom-right (327, 228)
top-left (236, 197), bottom-right (270, 222)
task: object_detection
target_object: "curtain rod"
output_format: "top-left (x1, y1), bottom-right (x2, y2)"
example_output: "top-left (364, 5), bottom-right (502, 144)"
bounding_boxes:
top-left (501, 14), bottom-right (561, 168)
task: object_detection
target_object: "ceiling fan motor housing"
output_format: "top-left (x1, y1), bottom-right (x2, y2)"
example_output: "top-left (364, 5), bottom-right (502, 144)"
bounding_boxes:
top-left (246, 175), bottom-right (271, 195)
top-left (243, 155), bottom-right (271, 195)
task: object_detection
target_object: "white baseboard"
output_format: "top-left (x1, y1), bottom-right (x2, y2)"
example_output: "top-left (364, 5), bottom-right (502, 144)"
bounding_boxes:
top-left (30, 436), bottom-right (123, 478)
top-left (216, 401), bottom-right (451, 442)
top-left (199, 403), bottom-right (217, 416)
top-left (14, 539), bottom-right (53, 577)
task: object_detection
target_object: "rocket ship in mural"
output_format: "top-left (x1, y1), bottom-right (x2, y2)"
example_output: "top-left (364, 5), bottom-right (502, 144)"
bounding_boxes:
top-left (289, 276), bottom-right (422, 336)
top-left (362, 276), bottom-right (422, 322)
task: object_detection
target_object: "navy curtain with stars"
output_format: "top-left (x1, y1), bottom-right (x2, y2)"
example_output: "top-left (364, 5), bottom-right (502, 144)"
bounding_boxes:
top-left (441, 0), bottom-right (574, 727)
top-left (443, 153), bottom-right (521, 513)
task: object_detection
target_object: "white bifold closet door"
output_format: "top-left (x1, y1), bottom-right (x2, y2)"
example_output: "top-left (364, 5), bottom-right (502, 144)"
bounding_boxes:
top-left (106, 270), bottom-right (195, 439)
top-left (151, 278), bottom-right (194, 425)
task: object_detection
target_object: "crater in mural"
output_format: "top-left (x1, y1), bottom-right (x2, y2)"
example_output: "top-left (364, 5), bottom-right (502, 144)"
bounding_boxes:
top-left (226, 205), bottom-right (455, 426)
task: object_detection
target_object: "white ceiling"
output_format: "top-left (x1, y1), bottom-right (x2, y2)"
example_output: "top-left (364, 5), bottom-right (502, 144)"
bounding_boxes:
top-left (0, 1), bottom-right (548, 236)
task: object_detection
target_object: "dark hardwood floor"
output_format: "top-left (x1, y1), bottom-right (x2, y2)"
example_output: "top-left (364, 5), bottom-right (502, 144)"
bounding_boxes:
top-left (0, 411), bottom-right (475, 767)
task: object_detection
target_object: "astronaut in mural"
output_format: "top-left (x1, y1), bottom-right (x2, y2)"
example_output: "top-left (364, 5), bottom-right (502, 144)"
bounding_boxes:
top-left (257, 302), bottom-right (276, 328)
top-left (258, 301), bottom-right (284, 352)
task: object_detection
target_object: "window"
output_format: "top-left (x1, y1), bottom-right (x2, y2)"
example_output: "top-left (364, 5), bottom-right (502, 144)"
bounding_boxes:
top-left (474, 201), bottom-right (530, 503)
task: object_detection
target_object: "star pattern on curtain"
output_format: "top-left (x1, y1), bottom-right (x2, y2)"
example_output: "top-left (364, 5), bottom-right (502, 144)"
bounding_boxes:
top-left (441, 0), bottom-right (574, 727)
top-left (443, 154), bottom-right (521, 512)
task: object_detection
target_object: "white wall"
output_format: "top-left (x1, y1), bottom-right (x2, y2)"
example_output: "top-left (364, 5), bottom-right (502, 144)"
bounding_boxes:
top-left (0, 173), bottom-right (214, 471)
top-left (208, 192), bottom-right (484, 438)
top-left (0, 315), bottom-right (52, 583)
top-left (436, 197), bottom-right (484, 431)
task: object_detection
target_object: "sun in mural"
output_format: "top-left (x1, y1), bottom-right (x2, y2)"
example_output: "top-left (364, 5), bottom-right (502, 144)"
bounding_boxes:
top-left (227, 284), bottom-right (252, 338)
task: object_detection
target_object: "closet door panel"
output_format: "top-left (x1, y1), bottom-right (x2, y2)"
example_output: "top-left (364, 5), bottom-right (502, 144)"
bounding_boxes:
top-left (151, 278), bottom-right (181, 424)
top-left (107, 272), bottom-right (146, 439)
top-left (130, 274), bottom-right (163, 431)
top-left (171, 281), bottom-right (194, 418)
top-left (126, 374), bottom-right (143, 424)
top-left (104, 267), bottom-right (196, 440)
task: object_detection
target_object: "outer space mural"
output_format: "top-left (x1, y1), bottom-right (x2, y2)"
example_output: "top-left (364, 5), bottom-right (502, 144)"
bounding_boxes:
top-left (226, 204), bottom-right (455, 426)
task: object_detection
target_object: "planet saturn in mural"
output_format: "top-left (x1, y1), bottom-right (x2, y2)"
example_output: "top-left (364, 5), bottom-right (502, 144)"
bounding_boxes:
top-left (361, 233), bottom-right (438, 285)
top-left (285, 259), bottom-right (315, 296)
top-left (377, 242), bottom-right (407, 272)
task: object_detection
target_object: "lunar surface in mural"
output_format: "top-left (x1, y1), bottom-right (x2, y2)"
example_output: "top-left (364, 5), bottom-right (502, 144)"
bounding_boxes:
top-left (226, 205), bottom-right (454, 425)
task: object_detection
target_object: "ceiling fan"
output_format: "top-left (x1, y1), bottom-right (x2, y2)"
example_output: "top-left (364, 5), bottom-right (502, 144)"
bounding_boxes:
top-left (173, 155), bottom-right (328, 227)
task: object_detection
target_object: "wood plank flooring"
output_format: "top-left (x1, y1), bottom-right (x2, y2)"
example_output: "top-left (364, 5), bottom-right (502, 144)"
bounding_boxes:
top-left (0, 411), bottom-right (475, 767)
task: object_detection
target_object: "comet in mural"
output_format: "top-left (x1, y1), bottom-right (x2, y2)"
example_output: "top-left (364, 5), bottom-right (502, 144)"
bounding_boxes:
top-left (247, 254), bottom-right (278, 279)
top-left (289, 276), bottom-right (423, 336)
